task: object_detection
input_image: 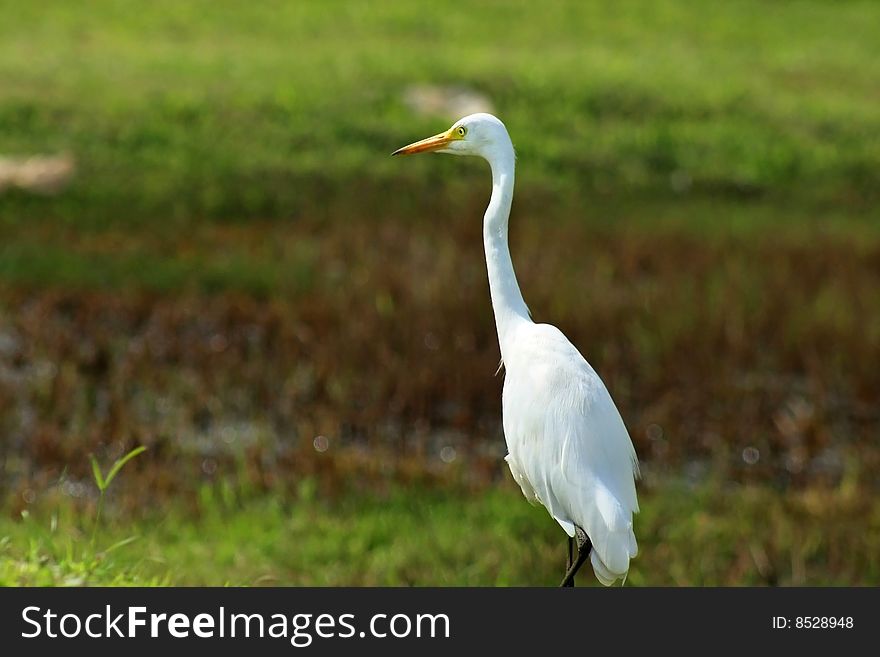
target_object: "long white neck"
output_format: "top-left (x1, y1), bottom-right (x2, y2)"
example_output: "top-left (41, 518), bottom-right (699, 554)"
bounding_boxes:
top-left (483, 144), bottom-right (531, 358)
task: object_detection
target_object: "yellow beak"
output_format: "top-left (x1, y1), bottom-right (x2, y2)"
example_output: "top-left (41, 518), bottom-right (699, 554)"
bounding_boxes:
top-left (392, 128), bottom-right (456, 156)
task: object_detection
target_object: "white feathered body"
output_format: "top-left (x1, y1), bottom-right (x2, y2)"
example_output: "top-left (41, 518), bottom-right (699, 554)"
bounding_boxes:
top-left (501, 322), bottom-right (640, 585)
top-left (393, 112), bottom-right (640, 586)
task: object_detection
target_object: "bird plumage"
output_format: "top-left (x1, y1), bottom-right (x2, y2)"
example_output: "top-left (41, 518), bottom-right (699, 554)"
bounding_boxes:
top-left (394, 112), bottom-right (640, 585)
top-left (502, 322), bottom-right (639, 584)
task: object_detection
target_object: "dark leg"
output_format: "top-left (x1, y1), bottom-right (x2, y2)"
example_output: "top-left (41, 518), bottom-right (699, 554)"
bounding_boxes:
top-left (562, 537), bottom-right (574, 587)
top-left (559, 527), bottom-right (592, 587)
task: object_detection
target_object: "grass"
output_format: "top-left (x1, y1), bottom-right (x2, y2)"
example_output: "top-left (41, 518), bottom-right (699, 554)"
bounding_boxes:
top-left (2, 222), bottom-right (877, 495)
top-left (2, 475), bottom-right (878, 587)
top-left (0, 0), bottom-right (878, 232)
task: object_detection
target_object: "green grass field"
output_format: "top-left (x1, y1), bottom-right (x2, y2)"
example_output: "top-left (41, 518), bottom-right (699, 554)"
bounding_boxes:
top-left (1, 0), bottom-right (879, 586)
top-left (4, 475), bottom-right (878, 586)
top-left (1, 0), bottom-right (878, 232)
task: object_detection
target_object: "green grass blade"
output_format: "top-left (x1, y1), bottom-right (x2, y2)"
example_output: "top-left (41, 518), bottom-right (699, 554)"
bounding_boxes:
top-left (89, 456), bottom-right (105, 492)
top-left (103, 447), bottom-right (147, 489)
top-left (102, 535), bottom-right (139, 555)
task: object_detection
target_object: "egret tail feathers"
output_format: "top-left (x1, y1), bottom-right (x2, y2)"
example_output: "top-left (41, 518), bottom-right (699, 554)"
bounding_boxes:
top-left (580, 482), bottom-right (639, 585)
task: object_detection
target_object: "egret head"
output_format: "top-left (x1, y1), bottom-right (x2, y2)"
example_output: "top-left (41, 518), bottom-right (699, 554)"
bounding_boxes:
top-left (392, 113), bottom-right (511, 161)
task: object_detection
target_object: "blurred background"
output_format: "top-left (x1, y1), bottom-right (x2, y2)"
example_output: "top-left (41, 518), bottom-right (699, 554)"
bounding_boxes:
top-left (1, 0), bottom-right (878, 585)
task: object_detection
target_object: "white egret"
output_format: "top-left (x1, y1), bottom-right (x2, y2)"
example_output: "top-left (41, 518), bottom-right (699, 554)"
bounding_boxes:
top-left (393, 113), bottom-right (640, 586)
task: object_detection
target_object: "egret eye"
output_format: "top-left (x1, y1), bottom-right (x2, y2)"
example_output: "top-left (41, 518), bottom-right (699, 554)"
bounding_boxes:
top-left (457, 126), bottom-right (466, 137)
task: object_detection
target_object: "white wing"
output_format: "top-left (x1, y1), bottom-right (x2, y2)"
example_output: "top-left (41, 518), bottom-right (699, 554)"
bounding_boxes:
top-left (502, 323), bottom-right (640, 585)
